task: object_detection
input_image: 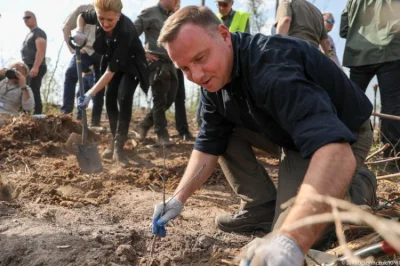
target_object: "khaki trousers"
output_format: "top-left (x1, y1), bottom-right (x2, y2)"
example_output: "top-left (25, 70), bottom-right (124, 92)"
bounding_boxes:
top-left (218, 120), bottom-right (374, 229)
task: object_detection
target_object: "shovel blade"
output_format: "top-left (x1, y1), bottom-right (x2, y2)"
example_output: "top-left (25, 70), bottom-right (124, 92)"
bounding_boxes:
top-left (76, 144), bottom-right (103, 174)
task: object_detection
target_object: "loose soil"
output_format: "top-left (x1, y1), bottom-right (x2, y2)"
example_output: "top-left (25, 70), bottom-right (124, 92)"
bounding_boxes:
top-left (0, 111), bottom-right (399, 266)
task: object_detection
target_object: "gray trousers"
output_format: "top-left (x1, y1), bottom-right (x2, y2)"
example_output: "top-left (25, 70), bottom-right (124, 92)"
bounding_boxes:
top-left (218, 120), bottom-right (373, 229)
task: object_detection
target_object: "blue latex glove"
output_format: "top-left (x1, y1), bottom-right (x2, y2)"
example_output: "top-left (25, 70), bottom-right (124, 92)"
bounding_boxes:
top-left (239, 234), bottom-right (304, 266)
top-left (152, 197), bottom-right (183, 237)
top-left (78, 93), bottom-right (93, 110)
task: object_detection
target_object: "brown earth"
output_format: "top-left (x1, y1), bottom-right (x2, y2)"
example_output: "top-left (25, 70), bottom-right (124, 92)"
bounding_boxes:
top-left (0, 111), bottom-right (399, 266)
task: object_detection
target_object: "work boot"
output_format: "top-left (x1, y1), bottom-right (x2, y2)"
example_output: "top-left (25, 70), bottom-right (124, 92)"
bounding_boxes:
top-left (179, 131), bottom-right (195, 141)
top-left (134, 124), bottom-right (150, 141)
top-left (155, 132), bottom-right (173, 147)
top-left (102, 137), bottom-right (114, 159)
top-left (215, 201), bottom-right (275, 233)
top-left (113, 135), bottom-right (129, 167)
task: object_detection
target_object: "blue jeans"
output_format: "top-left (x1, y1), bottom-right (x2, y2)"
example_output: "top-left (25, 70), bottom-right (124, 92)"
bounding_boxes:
top-left (350, 58), bottom-right (400, 155)
top-left (61, 52), bottom-right (104, 125)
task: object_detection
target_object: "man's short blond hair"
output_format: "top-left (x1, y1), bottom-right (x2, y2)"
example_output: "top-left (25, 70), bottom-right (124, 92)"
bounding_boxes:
top-left (158, 6), bottom-right (221, 47)
top-left (93, 0), bottom-right (123, 13)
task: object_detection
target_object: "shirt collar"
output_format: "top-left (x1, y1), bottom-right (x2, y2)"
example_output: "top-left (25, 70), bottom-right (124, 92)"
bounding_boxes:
top-left (230, 33), bottom-right (241, 80)
top-left (158, 3), bottom-right (173, 16)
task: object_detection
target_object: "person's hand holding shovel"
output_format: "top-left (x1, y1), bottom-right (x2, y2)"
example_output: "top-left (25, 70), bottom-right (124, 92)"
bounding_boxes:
top-left (78, 92), bottom-right (94, 110)
top-left (73, 30), bottom-right (88, 46)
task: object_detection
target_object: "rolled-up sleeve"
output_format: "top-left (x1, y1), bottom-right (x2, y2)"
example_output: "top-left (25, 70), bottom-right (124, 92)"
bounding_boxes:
top-left (194, 90), bottom-right (235, 155)
top-left (22, 87), bottom-right (35, 111)
top-left (260, 54), bottom-right (356, 158)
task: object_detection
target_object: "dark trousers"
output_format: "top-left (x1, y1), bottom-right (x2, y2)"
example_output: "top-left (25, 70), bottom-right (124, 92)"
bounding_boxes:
top-left (106, 72), bottom-right (138, 140)
top-left (27, 64), bottom-right (47, 115)
top-left (350, 59), bottom-right (400, 155)
top-left (139, 62), bottom-right (178, 136)
top-left (218, 120), bottom-right (373, 230)
top-left (61, 52), bottom-right (104, 124)
top-left (175, 69), bottom-right (190, 135)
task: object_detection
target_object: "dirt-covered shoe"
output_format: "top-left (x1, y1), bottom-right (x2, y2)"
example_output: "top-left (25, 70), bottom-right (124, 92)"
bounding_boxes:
top-left (134, 124), bottom-right (149, 141)
top-left (113, 140), bottom-right (129, 167)
top-left (154, 133), bottom-right (173, 147)
top-left (215, 201), bottom-right (275, 233)
top-left (102, 147), bottom-right (113, 159)
top-left (102, 139), bottom-right (114, 159)
top-left (179, 132), bottom-right (195, 141)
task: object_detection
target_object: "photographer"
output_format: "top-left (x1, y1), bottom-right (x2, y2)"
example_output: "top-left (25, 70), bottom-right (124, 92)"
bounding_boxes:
top-left (0, 62), bottom-right (34, 116)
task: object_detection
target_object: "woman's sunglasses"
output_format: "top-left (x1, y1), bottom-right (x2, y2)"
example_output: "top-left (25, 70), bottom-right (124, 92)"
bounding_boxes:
top-left (23, 16), bottom-right (32, 20)
top-left (325, 18), bottom-right (335, 24)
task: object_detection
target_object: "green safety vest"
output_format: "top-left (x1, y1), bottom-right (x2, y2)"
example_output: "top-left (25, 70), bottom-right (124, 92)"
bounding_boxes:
top-left (217, 11), bottom-right (250, 33)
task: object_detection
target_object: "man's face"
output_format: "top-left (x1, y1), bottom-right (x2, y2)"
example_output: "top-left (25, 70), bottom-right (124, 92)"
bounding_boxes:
top-left (165, 24), bottom-right (234, 93)
top-left (323, 14), bottom-right (335, 33)
top-left (163, 0), bottom-right (178, 12)
top-left (95, 8), bottom-right (121, 34)
top-left (174, 0), bottom-right (181, 12)
top-left (217, 0), bottom-right (234, 17)
top-left (23, 12), bottom-right (34, 28)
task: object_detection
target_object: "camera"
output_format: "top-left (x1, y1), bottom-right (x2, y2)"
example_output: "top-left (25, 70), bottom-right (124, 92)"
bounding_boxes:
top-left (5, 68), bottom-right (18, 79)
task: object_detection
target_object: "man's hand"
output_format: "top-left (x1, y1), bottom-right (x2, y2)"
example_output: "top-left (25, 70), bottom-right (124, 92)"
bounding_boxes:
top-left (78, 93), bottom-right (93, 110)
top-left (68, 46), bottom-right (75, 54)
top-left (239, 234), bottom-right (304, 266)
top-left (152, 198), bottom-right (183, 237)
top-left (146, 52), bottom-right (159, 63)
top-left (15, 71), bottom-right (27, 88)
top-left (30, 67), bottom-right (39, 78)
top-left (73, 31), bottom-right (87, 46)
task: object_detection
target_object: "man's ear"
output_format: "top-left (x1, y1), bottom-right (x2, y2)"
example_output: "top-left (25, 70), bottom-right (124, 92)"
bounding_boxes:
top-left (218, 24), bottom-right (231, 41)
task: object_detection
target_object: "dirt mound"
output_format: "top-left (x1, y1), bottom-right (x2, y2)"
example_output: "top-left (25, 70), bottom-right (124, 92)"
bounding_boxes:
top-left (0, 114), bottom-right (100, 161)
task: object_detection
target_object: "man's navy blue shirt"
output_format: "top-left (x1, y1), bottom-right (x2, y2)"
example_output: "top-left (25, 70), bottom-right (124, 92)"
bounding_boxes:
top-left (194, 33), bottom-right (372, 158)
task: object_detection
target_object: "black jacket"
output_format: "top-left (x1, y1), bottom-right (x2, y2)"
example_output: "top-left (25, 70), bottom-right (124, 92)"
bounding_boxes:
top-left (195, 33), bottom-right (372, 158)
top-left (82, 10), bottom-right (149, 94)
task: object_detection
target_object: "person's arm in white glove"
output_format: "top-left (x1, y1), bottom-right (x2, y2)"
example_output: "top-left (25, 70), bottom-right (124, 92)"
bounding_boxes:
top-left (152, 198), bottom-right (183, 237)
top-left (240, 235), bottom-right (304, 266)
top-left (151, 150), bottom-right (219, 237)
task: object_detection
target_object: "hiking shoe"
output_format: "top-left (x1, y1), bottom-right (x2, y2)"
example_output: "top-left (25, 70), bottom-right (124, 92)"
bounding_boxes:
top-left (179, 132), bottom-right (195, 141)
top-left (215, 201), bottom-right (275, 233)
top-left (154, 133), bottom-right (173, 147)
top-left (135, 124), bottom-right (149, 141)
top-left (113, 136), bottom-right (129, 167)
top-left (102, 138), bottom-right (114, 159)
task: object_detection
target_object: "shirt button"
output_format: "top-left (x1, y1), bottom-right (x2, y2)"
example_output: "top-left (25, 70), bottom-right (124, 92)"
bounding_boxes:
top-left (116, 59), bottom-right (119, 62)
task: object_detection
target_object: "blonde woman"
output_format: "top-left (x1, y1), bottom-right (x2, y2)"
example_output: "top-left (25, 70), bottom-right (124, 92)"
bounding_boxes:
top-left (76, 0), bottom-right (149, 167)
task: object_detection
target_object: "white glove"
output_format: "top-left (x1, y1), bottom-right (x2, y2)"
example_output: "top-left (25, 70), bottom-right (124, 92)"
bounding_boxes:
top-left (240, 234), bottom-right (304, 266)
top-left (73, 31), bottom-right (87, 46)
top-left (152, 198), bottom-right (183, 237)
top-left (78, 93), bottom-right (93, 109)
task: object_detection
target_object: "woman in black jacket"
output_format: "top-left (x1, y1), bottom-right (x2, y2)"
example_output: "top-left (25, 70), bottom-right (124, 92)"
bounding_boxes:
top-left (77, 0), bottom-right (149, 167)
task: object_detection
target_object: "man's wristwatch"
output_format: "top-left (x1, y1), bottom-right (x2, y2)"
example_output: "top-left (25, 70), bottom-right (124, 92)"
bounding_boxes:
top-left (21, 87), bottom-right (27, 91)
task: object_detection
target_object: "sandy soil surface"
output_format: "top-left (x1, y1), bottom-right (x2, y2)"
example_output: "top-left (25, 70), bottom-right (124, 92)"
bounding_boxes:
top-left (0, 111), bottom-right (399, 266)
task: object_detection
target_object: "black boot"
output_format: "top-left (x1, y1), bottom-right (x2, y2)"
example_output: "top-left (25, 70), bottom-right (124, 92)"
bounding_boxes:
top-left (113, 134), bottom-right (129, 167)
top-left (102, 137), bottom-right (114, 159)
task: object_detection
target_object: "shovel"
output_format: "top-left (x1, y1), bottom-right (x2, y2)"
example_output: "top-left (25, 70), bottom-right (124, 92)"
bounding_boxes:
top-left (306, 241), bottom-right (398, 265)
top-left (65, 36), bottom-right (103, 174)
